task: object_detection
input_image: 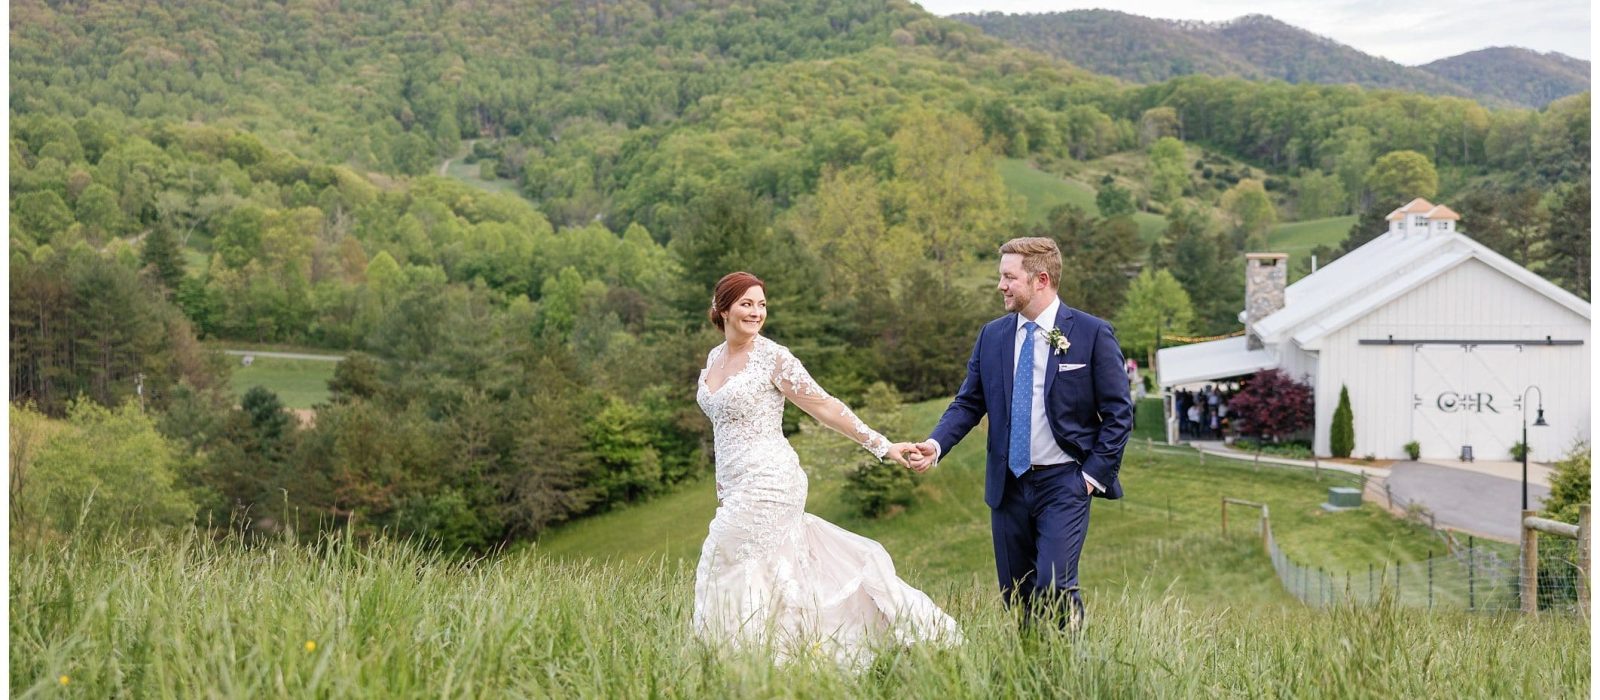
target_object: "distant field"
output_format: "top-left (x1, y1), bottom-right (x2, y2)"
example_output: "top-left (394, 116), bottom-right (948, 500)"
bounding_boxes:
top-left (181, 249), bottom-right (209, 275)
top-left (229, 355), bottom-right (337, 408)
top-left (998, 159), bottom-right (1167, 244)
top-left (441, 139), bottom-right (523, 195)
top-left (999, 158), bottom-right (1100, 223)
top-left (1267, 215), bottom-right (1358, 278)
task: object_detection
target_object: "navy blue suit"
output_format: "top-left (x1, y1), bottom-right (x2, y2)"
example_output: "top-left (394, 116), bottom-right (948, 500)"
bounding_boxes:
top-left (928, 299), bottom-right (1133, 615)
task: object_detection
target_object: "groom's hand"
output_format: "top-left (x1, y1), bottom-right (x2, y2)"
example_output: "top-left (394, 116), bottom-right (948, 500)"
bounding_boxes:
top-left (906, 440), bottom-right (939, 473)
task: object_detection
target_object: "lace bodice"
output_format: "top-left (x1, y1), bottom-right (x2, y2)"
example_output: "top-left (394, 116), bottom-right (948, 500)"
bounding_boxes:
top-left (697, 336), bottom-right (890, 463)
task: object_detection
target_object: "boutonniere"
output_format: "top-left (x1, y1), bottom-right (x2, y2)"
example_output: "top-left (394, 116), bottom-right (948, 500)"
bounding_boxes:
top-left (1044, 327), bottom-right (1070, 355)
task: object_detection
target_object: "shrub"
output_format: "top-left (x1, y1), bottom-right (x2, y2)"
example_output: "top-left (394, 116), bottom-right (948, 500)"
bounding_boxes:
top-left (1330, 385), bottom-right (1355, 458)
top-left (391, 488), bottom-right (496, 552)
top-left (1403, 441), bottom-right (1420, 461)
top-left (844, 458), bottom-right (918, 518)
top-left (1542, 442), bottom-right (1590, 525)
top-left (1226, 369), bottom-right (1313, 445)
top-left (1510, 441), bottom-right (1529, 462)
top-left (17, 400), bottom-right (196, 535)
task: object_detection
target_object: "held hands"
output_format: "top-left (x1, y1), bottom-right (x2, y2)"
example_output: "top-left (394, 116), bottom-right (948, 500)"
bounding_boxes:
top-left (902, 440), bottom-right (939, 473)
top-left (885, 443), bottom-right (914, 468)
top-left (884, 442), bottom-right (937, 472)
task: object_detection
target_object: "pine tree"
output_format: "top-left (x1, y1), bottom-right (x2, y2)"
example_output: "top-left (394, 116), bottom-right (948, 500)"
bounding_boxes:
top-left (1542, 181), bottom-right (1589, 299)
top-left (1329, 384), bottom-right (1355, 458)
top-left (140, 225), bottom-right (185, 290)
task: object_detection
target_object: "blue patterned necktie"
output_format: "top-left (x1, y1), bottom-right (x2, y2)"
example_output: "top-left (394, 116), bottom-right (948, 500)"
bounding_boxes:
top-left (1009, 321), bottom-right (1038, 477)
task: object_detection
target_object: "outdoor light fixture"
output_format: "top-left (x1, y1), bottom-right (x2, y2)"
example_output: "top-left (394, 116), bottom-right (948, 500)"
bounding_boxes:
top-left (1520, 386), bottom-right (1548, 512)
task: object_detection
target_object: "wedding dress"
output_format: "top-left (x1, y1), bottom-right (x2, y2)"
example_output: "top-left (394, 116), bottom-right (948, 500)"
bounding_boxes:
top-left (692, 335), bottom-right (961, 666)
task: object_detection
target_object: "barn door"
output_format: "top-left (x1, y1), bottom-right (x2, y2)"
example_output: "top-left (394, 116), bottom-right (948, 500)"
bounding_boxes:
top-left (1411, 345), bottom-right (1525, 460)
top-left (1411, 345), bottom-right (1464, 459)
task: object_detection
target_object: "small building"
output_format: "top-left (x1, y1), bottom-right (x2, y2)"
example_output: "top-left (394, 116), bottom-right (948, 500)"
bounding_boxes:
top-left (1157, 199), bottom-right (1591, 460)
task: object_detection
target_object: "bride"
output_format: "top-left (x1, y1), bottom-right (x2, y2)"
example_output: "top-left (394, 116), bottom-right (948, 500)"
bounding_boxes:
top-left (693, 271), bottom-right (962, 666)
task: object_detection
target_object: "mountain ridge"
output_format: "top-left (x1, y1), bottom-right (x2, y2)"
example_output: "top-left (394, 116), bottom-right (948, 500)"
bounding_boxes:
top-left (950, 9), bottom-right (1589, 107)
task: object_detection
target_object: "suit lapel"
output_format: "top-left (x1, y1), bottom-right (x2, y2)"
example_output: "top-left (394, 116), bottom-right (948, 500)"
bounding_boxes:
top-left (1043, 300), bottom-right (1075, 400)
top-left (1000, 312), bottom-right (1018, 414)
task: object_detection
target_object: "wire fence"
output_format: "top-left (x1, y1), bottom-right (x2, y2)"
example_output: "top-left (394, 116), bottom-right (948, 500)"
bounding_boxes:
top-left (1136, 441), bottom-right (1588, 615)
top-left (1238, 500), bottom-right (1588, 614)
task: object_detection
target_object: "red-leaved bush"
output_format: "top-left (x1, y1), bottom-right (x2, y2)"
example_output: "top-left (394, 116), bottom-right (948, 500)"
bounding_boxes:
top-left (1227, 369), bottom-right (1314, 442)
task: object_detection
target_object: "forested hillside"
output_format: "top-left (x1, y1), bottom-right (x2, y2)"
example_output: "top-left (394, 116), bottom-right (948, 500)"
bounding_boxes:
top-left (952, 10), bottom-right (1589, 108)
top-left (9, 0), bottom-right (1589, 550)
top-left (1421, 47), bottom-right (1592, 110)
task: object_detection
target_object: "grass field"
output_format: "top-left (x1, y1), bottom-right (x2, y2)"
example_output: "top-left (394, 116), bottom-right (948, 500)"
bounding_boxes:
top-left (440, 139), bottom-right (523, 196)
top-left (1266, 215), bottom-right (1358, 281)
top-left (13, 508), bottom-right (1585, 697)
top-left (229, 356), bottom-right (338, 408)
top-left (539, 399), bottom-right (1462, 598)
top-left (998, 159), bottom-right (1167, 244)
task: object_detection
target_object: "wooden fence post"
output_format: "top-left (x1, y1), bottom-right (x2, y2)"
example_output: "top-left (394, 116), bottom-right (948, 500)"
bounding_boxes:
top-left (1427, 549), bottom-right (1434, 609)
top-left (1468, 536), bottom-right (1476, 611)
top-left (1260, 505), bottom-right (1270, 544)
top-left (1579, 504), bottom-right (1590, 619)
top-left (1521, 509), bottom-right (1539, 615)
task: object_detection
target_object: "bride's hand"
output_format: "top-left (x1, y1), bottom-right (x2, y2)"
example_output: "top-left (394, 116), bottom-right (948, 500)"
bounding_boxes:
top-left (885, 443), bottom-right (914, 468)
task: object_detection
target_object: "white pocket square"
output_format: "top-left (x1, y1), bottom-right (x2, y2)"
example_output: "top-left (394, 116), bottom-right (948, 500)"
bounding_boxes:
top-left (1059, 363), bottom-right (1087, 372)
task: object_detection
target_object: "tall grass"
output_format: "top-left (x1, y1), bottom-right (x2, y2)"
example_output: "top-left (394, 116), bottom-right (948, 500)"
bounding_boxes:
top-left (11, 530), bottom-right (1587, 698)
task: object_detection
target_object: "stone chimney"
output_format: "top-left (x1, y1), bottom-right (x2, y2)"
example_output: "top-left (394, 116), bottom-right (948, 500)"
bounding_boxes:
top-left (1244, 253), bottom-right (1287, 350)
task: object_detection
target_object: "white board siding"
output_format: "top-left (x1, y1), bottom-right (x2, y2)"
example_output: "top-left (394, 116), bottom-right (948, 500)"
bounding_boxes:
top-left (1312, 259), bottom-right (1590, 459)
top-left (1276, 340), bottom-right (1317, 385)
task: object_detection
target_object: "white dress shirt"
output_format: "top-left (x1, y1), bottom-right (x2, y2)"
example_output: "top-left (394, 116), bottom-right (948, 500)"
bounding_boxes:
top-left (932, 295), bottom-right (1103, 493)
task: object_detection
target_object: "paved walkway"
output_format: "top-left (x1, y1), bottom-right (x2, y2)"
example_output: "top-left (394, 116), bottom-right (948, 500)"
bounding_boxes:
top-left (1386, 462), bottom-right (1550, 542)
top-left (1184, 440), bottom-right (1387, 479)
top-left (1417, 458), bottom-right (1552, 489)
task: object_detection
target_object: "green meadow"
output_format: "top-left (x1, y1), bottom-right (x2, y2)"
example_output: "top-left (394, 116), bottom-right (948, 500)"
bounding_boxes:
top-left (228, 355), bottom-right (339, 409)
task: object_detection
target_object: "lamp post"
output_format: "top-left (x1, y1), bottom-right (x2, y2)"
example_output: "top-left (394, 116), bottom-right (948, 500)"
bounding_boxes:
top-left (1519, 385), bottom-right (1548, 511)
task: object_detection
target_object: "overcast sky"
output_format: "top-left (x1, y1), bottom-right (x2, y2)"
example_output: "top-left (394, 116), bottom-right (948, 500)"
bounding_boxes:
top-left (916, 0), bottom-right (1591, 65)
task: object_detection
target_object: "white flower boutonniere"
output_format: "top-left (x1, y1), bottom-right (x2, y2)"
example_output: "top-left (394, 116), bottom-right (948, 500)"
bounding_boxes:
top-left (1044, 327), bottom-right (1070, 355)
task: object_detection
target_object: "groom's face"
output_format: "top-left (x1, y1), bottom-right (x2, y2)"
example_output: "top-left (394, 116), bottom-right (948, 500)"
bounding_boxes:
top-left (998, 254), bottom-right (1040, 313)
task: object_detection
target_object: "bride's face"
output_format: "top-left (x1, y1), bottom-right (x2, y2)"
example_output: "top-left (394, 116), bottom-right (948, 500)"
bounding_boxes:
top-left (723, 286), bottom-right (767, 338)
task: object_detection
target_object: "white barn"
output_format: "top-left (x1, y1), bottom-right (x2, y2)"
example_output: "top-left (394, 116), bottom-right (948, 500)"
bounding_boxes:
top-left (1157, 199), bottom-right (1591, 460)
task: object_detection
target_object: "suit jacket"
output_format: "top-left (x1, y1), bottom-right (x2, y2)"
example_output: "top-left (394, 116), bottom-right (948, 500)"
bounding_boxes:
top-left (929, 299), bottom-right (1134, 508)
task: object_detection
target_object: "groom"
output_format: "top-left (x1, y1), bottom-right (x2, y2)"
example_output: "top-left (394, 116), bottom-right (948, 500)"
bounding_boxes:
top-left (907, 236), bottom-right (1133, 627)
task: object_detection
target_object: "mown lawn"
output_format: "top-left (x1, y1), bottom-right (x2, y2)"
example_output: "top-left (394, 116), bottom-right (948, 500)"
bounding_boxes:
top-left (1267, 215), bottom-right (1359, 280)
top-left (229, 355), bottom-right (338, 408)
top-left (998, 158), bottom-right (1167, 243)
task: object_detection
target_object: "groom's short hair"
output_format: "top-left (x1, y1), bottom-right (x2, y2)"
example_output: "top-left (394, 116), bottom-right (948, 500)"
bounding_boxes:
top-left (999, 237), bottom-right (1061, 289)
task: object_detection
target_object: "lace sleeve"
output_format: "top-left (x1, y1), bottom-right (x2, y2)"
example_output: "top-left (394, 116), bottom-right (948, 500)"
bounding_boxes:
top-left (770, 344), bottom-right (891, 460)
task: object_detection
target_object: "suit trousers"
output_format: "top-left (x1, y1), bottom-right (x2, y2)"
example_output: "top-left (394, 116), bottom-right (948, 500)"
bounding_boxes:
top-left (991, 462), bottom-right (1091, 625)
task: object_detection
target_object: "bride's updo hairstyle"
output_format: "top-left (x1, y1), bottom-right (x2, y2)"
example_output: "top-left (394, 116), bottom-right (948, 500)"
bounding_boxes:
top-left (710, 272), bottom-right (766, 331)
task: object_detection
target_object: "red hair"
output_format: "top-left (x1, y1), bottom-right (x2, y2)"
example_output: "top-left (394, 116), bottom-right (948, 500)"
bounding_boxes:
top-left (709, 272), bottom-right (766, 331)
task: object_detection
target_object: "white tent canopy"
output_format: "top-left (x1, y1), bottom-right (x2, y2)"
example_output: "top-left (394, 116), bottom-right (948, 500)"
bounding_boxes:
top-left (1156, 335), bottom-right (1277, 388)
